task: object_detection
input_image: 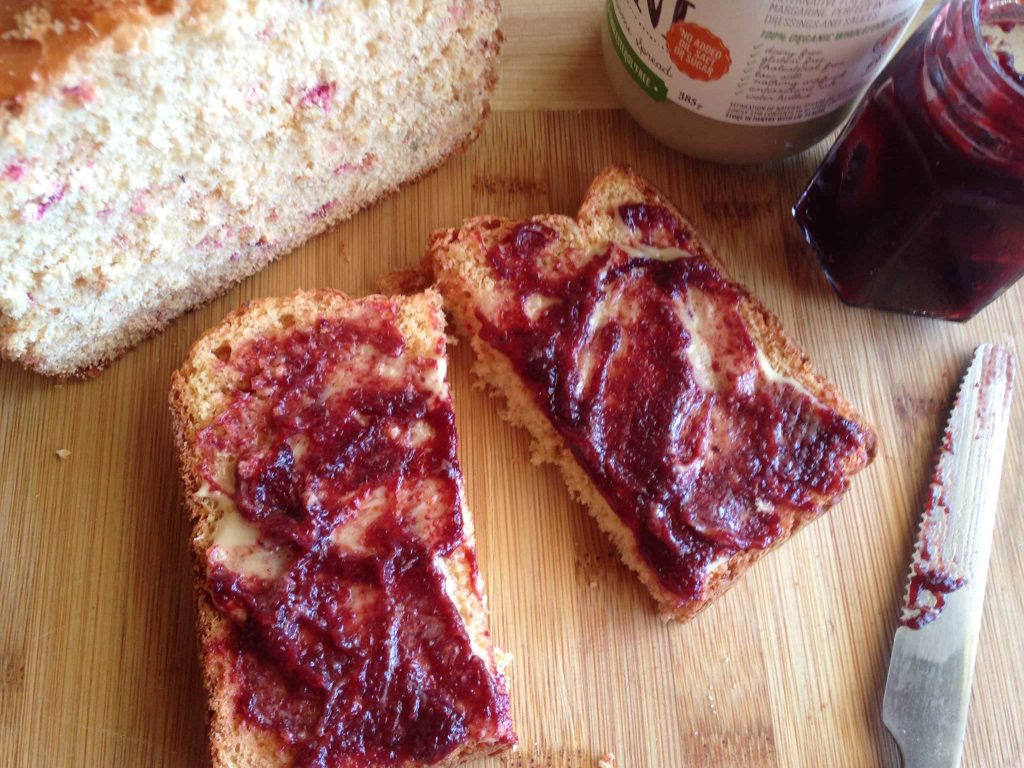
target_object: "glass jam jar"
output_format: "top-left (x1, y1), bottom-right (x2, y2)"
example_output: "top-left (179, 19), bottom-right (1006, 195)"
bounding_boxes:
top-left (794, 0), bottom-right (1024, 320)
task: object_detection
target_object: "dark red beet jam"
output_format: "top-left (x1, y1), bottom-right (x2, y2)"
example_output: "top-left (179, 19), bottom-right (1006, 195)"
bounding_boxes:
top-left (477, 206), bottom-right (871, 603)
top-left (196, 308), bottom-right (512, 767)
top-left (894, 345), bottom-right (1010, 629)
top-left (794, 0), bottom-right (1024, 320)
top-left (899, 427), bottom-right (967, 630)
top-left (901, 567), bottom-right (967, 629)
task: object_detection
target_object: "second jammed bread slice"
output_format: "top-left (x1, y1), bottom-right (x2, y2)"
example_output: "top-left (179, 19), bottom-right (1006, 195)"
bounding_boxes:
top-left (170, 289), bottom-right (515, 767)
top-left (427, 165), bottom-right (877, 621)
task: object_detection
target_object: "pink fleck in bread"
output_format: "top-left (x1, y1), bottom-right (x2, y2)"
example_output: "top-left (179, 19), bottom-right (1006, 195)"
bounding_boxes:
top-left (0, 0), bottom-right (501, 376)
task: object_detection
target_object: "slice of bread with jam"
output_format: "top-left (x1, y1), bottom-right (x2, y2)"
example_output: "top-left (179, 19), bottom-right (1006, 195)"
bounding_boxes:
top-left (426, 165), bottom-right (877, 621)
top-left (170, 289), bottom-right (515, 767)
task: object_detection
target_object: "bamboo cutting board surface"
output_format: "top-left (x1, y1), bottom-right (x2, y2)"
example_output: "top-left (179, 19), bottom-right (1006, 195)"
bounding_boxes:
top-left (2, 2), bottom-right (1022, 766)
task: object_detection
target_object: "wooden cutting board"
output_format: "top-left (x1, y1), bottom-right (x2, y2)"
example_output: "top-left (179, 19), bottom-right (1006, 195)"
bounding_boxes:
top-left (2, 2), bottom-right (1021, 766)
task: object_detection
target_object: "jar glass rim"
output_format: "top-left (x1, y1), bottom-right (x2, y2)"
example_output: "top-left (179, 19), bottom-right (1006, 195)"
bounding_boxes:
top-left (968, 0), bottom-right (1024, 96)
top-left (925, 0), bottom-right (1024, 168)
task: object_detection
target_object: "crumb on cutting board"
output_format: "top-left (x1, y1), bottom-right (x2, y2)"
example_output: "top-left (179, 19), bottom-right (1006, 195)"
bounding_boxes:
top-left (598, 752), bottom-right (617, 768)
top-left (55, 449), bottom-right (71, 460)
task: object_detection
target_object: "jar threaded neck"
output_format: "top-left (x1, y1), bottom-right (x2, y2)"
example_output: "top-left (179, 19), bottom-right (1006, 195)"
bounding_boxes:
top-left (925, 0), bottom-right (1024, 167)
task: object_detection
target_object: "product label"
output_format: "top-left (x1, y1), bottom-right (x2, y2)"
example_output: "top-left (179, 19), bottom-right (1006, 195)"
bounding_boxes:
top-left (608, 0), bottom-right (924, 125)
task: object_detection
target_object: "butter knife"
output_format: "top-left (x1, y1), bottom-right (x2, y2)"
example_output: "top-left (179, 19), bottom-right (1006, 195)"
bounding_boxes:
top-left (882, 343), bottom-right (1016, 768)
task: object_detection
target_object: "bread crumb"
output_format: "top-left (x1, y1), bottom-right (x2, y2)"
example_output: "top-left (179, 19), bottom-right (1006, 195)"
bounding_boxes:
top-left (589, 580), bottom-right (597, 589)
top-left (494, 647), bottom-right (514, 675)
top-left (598, 752), bottom-right (617, 768)
top-left (55, 448), bottom-right (71, 460)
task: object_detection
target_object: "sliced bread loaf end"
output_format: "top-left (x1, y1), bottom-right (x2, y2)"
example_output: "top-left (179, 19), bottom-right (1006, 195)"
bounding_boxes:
top-left (1, 0), bottom-right (500, 376)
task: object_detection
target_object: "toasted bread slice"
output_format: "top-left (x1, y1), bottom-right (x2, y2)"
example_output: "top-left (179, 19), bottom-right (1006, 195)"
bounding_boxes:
top-left (426, 165), bottom-right (877, 621)
top-left (170, 289), bottom-right (515, 767)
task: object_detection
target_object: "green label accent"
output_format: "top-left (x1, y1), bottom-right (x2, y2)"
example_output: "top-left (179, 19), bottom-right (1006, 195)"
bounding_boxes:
top-left (607, 0), bottom-right (667, 102)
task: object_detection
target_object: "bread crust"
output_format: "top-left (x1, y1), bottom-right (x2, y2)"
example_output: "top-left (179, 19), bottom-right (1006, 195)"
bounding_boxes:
top-left (2, 0), bottom-right (504, 379)
top-left (426, 164), bottom-right (877, 621)
top-left (169, 288), bottom-right (514, 767)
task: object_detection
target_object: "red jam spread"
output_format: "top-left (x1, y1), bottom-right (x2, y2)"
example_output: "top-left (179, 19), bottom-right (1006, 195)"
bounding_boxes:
top-left (794, 0), bottom-right (1024, 320)
top-left (902, 569), bottom-right (967, 629)
top-left (476, 205), bottom-right (871, 604)
top-left (900, 427), bottom-right (969, 630)
top-left (195, 308), bottom-right (513, 767)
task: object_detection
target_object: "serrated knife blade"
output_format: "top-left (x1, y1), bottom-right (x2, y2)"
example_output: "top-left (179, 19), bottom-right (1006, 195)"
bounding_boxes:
top-left (882, 343), bottom-right (1016, 768)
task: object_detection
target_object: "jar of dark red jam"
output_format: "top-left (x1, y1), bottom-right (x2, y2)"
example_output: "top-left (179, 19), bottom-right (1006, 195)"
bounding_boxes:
top-left (794, 0), bottom-right (1024, 320)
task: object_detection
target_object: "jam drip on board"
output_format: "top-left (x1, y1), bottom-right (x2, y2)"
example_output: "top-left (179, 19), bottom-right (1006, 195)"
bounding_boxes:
top-left (196, 310), bottom-right (512, 767)
top-left (476, 205), bottom-right (870, 603)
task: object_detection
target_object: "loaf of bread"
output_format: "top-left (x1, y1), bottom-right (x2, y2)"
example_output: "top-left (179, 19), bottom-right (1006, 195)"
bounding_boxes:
top-left (1, 0), bottom-right (500, 376)
top-left (426, 165), bottom-right (877, 621)
top-left (169, 289), bottom-right (515, 767)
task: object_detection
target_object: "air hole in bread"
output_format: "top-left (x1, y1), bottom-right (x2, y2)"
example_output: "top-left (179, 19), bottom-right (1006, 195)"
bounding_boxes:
top-left (279, 313), bottom-right (296, 329)
top-left (213, 343), bottom-right (232, 362)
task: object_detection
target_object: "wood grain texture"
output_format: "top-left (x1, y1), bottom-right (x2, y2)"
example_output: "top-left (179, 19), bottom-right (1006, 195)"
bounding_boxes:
top-left (4, 2), bottom-right (1022, 767)
top-left (492, 0), bottom-right (618, 111)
